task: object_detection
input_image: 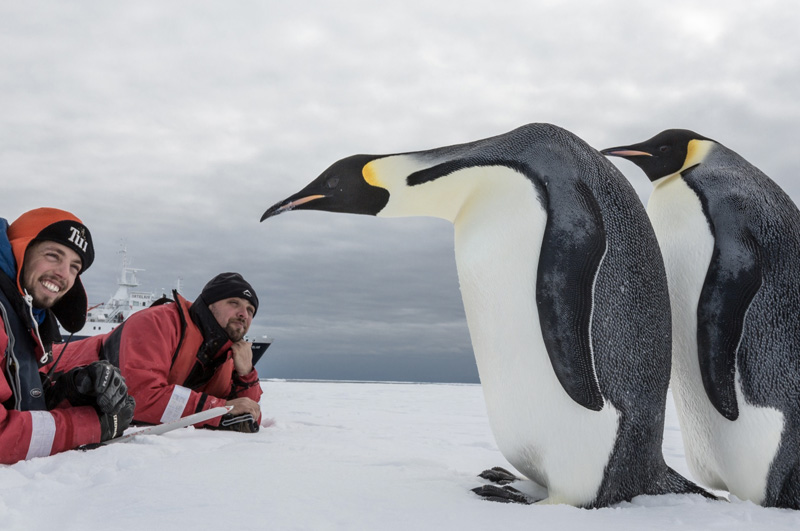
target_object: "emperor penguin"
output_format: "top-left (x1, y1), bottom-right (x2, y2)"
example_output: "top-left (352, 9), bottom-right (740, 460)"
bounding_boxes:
top-left (262, 123), bottom-right (712, 508)
top-left (602, 129), bottom-right (800, 509)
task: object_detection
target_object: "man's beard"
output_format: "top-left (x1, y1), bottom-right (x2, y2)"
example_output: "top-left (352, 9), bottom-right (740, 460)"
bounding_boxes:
top-left (225, 320), bottom-right (248, 342)
top-left (29, 280), bottom-right (66, 309)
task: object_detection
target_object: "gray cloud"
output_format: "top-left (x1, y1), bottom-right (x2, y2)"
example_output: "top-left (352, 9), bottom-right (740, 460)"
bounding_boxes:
top-left (1, 1), bottom-right (799, 382)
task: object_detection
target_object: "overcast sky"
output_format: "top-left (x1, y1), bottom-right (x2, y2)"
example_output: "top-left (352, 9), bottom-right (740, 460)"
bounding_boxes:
top-left (1, 1), bottom-right (799, 382)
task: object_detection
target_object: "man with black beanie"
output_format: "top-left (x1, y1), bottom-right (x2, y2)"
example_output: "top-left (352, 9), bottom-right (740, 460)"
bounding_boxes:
top-left (0, 208), bottom-right (135, 464)
top-left (61, 272), bottom-right (263, 433)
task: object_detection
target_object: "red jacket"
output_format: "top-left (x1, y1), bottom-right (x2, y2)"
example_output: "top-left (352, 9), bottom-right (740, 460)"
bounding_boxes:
top-left (0, 322), bottom-right (101, 464)
top-left (60, 294), bottom-right (262, 427)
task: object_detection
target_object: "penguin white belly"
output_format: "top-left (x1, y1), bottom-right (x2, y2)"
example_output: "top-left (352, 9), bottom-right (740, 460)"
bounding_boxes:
top-left (452, 171), bottom-right (619, 506)
top-left (648, 175), bottom-right (784, 503)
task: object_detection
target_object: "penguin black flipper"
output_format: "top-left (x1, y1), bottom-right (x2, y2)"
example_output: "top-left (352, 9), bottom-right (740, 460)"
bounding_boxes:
top-left (697, 216), bottom-right (763, 421)
top-left (535, 175), bottom-right (606, 411)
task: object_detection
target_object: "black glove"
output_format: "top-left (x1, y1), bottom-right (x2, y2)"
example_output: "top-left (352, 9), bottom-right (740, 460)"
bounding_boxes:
top-left (99, 395), bottom-right (136, 442)
top-left (214, 412), bottom-right (260, 433)
top-left (46, 361), bottom-right (128, 413)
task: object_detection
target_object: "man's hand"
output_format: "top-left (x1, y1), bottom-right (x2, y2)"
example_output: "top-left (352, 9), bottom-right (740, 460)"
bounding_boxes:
top-left (218, 397), bottom-right (261, 433)
top-left (74, 362), bottom-right (128, 413)
top-left (230, 340), bottom-right (254, 376)
top-left (216, 412), bottom-right (259, 433)
top-left (98, 395), bottom-right (136, 442)
top-left (46, 361), bottom-right (128, 413)
top-left (226, 397), bottom-right (260, 418)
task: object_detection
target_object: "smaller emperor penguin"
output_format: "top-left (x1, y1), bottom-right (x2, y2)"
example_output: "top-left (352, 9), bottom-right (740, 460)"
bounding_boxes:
top-left (603, 129), bottom-right (800, 509)
top-left (262, 123), bottom-right (712, 508)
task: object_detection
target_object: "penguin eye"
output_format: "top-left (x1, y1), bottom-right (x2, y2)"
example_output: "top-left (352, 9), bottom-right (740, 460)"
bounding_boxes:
top-left (659, 146), bottom-right (670, 153)
top-left (326, 177), bottom-right (340, 189)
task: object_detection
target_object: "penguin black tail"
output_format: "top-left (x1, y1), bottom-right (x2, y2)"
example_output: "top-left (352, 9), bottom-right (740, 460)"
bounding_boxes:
top-left (656, 467), bottom-right (720, 501)
top-left (774, 466), bottom-right (800, 509)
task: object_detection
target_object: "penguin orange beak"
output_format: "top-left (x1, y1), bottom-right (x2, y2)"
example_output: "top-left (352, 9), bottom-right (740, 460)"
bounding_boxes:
top-left (261, 194), bottom-right (326, 221)
top-left (600, 149), bottom-right (653, 158)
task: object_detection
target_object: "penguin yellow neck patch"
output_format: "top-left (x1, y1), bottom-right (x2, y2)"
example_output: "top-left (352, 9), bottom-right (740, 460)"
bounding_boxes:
top-left (682, 139), bottom-right (714, 172)
top-left (362, 162), bottom-right (384, 189)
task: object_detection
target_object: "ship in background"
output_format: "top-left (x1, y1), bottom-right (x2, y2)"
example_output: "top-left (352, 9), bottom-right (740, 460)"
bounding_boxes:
top-left (60, 249), bottom-right (273, 363)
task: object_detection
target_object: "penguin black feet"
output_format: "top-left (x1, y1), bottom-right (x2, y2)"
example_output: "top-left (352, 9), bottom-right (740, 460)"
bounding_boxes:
top-left (478, 466), bottom-right (519, 485)
top-left (474, 467), bottom-right (541, 504)
top-left (472, 484), bottom-right (536, 505)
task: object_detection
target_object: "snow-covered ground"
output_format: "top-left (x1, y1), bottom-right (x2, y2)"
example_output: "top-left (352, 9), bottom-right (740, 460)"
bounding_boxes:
top-left (2, 381), bottom-right (799, 530)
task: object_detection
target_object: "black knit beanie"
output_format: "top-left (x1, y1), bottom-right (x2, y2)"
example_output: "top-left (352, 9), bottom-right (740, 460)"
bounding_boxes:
top-left (34, 220), bottom-right (95, 271)
top-left (199, 272), bottom-right (259, 316)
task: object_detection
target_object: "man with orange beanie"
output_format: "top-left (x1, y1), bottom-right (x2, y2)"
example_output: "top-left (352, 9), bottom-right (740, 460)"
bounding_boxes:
top-left (0, 208), bottom-right (135, 464)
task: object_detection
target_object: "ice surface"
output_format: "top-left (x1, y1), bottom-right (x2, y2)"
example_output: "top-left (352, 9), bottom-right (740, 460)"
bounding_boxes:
top-left (1, 381), bottom-right (799, 530)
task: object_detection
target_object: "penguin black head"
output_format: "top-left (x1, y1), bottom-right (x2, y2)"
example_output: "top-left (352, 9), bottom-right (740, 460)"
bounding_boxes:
top-left (601, 129), bottom-right (715, 182)
top-left (261, 154), bottom-right (391, 221)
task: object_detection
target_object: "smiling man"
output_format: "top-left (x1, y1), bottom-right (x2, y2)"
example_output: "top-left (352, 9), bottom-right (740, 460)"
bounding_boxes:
top-left (0, 208), bottom-right (135, 464)
top-left (62, 272), bottom-right (263, 433)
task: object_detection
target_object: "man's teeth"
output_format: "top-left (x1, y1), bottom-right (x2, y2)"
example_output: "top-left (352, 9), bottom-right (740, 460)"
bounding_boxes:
top-left (42, 281), bottom-right (61, 293)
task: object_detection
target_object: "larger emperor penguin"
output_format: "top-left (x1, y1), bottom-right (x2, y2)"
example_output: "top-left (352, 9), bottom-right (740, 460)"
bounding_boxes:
top-left (262, 123), bottom-right (712, 508)
top-left (603, 129), bottom-right (800, 509)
